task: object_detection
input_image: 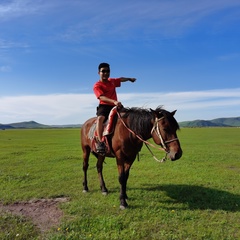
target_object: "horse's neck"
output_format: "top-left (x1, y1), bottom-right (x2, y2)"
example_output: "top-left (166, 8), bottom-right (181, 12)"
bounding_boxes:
top-left (130, 120), bottom-right (153, 140)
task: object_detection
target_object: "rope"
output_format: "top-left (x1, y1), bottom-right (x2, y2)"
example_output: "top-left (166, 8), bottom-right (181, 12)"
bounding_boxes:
top-left (117, 111), bottom-right (165, 151)
top-left (144, 143), bottom-right (167, 162)
top-left (116, 111), bottom-right (167, 163)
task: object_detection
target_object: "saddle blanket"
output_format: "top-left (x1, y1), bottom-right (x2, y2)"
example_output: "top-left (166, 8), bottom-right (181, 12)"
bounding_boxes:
top-left (88, 106), bottom-right (118, 140)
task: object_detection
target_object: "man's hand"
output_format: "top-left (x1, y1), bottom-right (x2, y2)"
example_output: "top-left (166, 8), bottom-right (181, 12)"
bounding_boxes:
top-left (114, 101), bottom-right (123, 109)
top-left (129, 78), bottom-right (136, 82)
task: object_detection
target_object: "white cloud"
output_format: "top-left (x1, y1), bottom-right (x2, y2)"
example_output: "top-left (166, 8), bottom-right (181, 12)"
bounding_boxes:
top-left (218, 53), bottom-right (240, 61)
top-left (0, 0), bottom-right (47, 21)
top-left (0, 38), bottom-right (29, 49)
top-left (43, 0), bottom-right (240, 42)
top-left (0, 65), bottom-right (11, 72)
top-left (0, 93), bottom-right (96, 124)
top-left (0, 88), bottom-right (239, 125)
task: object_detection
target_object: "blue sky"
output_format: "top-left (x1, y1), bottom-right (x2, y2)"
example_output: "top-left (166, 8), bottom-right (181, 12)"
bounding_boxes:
top-left (0, 0), bottom-right (240, 125)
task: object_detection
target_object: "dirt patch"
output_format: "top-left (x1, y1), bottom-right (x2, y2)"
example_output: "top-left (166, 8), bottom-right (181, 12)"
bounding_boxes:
top-left (0, 197), bottom-right (69, 233)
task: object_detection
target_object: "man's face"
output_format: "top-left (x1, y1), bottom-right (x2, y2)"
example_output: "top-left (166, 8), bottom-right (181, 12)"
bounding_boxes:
top-left (99, 67), bottom-right (110, 81)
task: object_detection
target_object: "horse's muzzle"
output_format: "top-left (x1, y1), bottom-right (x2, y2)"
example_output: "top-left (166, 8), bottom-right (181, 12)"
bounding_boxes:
top-left (168, 148), bottom-right (182, 161)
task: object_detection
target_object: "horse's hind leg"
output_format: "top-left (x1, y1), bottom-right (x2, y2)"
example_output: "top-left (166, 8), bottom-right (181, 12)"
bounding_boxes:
top-left (82, 145), bottom-right (91, 192)
top-left (96, 155), bottom-right (108, 195)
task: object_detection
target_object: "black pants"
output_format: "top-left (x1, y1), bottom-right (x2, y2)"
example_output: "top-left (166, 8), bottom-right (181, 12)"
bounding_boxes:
top-left (96, 104), bottom-right (114, 120)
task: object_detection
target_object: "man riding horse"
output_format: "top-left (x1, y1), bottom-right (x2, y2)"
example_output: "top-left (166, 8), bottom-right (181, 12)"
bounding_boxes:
top-left (93, 62), bottom-right (136, 154)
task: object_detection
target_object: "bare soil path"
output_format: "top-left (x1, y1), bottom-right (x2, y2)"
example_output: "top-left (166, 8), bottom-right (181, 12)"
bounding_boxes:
top-left (0, 197), bottom-right (69, 233)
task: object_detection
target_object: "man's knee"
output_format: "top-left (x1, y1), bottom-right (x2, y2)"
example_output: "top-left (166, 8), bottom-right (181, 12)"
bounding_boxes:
top-left (97, 116), bottom-right (105, 124)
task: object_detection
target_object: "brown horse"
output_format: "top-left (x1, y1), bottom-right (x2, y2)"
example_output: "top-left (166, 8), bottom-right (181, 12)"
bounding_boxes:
top-left (81, 106), bottom-right (182, 209)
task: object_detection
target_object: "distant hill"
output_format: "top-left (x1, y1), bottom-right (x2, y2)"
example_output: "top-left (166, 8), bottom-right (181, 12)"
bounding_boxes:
top-left (8, 121), bottom-right (49, 129)
top-left (0, 121), bottom-right (82, 129)
top-left (0, 124), bottom-right (15, 129)
top-left (1, 117), bottom-right (239, 129)
top-left (179, 117), bottom-right (240, 128)
top-left (210, 117), bottom-right (240, 127)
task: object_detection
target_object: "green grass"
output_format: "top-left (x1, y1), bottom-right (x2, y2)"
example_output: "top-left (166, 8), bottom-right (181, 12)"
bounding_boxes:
top-left (0, 128), bottom-right (240, 239)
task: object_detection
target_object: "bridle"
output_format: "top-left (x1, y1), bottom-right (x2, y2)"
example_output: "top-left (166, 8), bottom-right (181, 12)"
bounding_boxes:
top-left (151, 116), bottom-right (179, 152)
top-left (117, 111), bottom-right (179, 162)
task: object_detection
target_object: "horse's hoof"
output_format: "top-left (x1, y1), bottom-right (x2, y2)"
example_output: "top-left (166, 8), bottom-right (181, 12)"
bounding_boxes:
top-left (82, 190), bottom-right (88, 193)
top-left (120, 205), bottom-right (127, 210)
top-left (102, 191), bottom-right (108, 196)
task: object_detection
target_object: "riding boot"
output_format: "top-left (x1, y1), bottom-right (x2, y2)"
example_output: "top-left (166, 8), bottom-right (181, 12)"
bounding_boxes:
top-left (96, 141), bottom-right (106, 154)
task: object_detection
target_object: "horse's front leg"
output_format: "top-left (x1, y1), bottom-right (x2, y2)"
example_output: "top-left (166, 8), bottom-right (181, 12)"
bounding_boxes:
top-left (117, 163), bottom-right (131, 209)
top-left (96, 154), bottom-right (108, 195)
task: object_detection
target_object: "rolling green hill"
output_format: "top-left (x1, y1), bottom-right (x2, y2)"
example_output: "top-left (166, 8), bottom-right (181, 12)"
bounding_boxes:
top-left (1, 117), bottom-right (239, 129)
top-left (179, 117), bottom-right (240, 127)
top-left (8, 121), bottom-right (49, 129)
top-left (210, 117), bottom-right (240, 127)
top-left (0, 121), bottom-right (82, 129)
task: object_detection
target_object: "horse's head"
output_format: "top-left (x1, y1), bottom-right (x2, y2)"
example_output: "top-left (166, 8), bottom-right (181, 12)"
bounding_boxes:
top-left (150, 108), bottom-right (182, 161)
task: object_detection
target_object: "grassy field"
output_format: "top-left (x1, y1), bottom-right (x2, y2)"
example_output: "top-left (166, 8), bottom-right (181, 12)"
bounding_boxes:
top-left (0, 127), bottom-right (240, 239)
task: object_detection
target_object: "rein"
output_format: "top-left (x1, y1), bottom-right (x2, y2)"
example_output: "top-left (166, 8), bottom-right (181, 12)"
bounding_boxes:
top-left (116, 111), bottom-right (177, 162)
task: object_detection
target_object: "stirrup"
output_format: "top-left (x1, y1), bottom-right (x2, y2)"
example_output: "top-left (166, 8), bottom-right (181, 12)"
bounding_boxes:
top-left (96, 142), bottom-right (106, 154)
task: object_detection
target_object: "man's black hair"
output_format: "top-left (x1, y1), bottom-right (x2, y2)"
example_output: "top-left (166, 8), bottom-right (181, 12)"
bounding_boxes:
top-left (98, 62), bottom-right (110, 71)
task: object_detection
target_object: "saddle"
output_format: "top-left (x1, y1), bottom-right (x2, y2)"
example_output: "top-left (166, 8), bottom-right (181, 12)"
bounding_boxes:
top-left (88, 106), bottom-right (118, 155)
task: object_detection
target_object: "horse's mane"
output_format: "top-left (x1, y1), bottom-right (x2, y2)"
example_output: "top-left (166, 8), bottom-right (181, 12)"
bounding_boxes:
top-left (121, 107), bottom-right (153, 139)
top-left (120, 106), bottom-right (179, 139)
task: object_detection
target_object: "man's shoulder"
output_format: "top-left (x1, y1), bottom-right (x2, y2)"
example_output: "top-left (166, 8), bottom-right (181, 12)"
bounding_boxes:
top-left (94, 80), bottom-right (108, 90)
top-left (94, 81), bottom-right (102, 86)
top-left (95, 79), bottom-right (113, 85)
top-left (94, 78), bottom-right (119, 87)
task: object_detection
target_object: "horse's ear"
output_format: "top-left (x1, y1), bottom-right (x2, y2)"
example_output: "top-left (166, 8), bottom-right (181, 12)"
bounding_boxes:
top-left (150, 108), bottom-right (158, 118)
top-left (171, 110), bottom-right (177, 116)
top-left (150, 108), bottom-right (156, 115)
